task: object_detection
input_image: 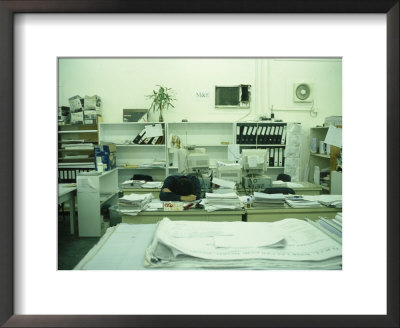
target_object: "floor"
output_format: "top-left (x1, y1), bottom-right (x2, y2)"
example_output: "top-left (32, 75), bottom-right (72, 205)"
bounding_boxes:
top-left (58, 212), bottom-right (100, 270)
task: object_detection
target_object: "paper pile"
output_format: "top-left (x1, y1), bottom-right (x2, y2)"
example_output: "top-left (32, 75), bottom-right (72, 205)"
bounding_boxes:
top-left (118, 193), bottom-right (153, 216)
top-left (121, 180), bottom-right (146, 189)
top-left (211, 177), bottom-right (236, 194)
top-left (144, 218), bottom-right (342, 269)
top-left (285, 195), bottom-right (322, 208)
top-left (302, 195), bottom-right (342, 208)
top-left (252, 192), bottom-right (285, 207)
top-left (203, 192), bottom-right (243, 212)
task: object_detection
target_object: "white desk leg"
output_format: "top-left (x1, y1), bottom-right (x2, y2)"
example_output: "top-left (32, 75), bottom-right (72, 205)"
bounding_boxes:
top-left (69, 196), bottom-right (75, 234)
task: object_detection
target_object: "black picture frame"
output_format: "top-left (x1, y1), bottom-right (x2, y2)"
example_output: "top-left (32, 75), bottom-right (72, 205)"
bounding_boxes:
top-left (0, 1), bottom-right (398, 327)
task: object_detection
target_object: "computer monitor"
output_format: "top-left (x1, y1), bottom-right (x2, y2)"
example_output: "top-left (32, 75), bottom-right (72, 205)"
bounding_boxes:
top-left (177, 148), bottom-right (210, 174)
top-left (242, 149), bottom-right (267, 175)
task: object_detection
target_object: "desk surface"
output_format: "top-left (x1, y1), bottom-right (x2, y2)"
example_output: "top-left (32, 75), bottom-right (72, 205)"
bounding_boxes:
top-left (123, 181), bottom-right (323, 195)
top-left (58, 183), bottom-right (77, 200)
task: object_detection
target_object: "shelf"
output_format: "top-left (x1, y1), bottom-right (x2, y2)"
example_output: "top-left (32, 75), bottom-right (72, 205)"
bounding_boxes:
top-left (58, 130), bottom-right (98, 134)
top-left (115, 144), bottom-right (165, 147)
top-left (100, 192), bottom-right (118, 205)
top-left (240, 144), bottom-right (285, 146)
top-left (117, 166), bottom-right (165, 170)
top-left (310, 153), bottom-right (330, 159)
top-left (59, 148), bottom-right (94, 152)
top-left (59, 162), bottom-right (95, 168)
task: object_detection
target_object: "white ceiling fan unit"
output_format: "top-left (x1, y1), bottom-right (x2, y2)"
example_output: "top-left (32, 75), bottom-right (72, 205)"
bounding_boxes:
top-left (293, 83), bottom-right (313, 103)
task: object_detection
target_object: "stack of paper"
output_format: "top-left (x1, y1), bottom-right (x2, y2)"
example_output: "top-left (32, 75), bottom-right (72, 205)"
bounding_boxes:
top-left (144, 218), bottom-right (342, 269)
top-left (212, 177), bottom-right (236, 194)
top-left (252, 192), bottom-right (285, 207)
top-left (144, 199), bottom-right (164, 211)
top-left (121, 180), bottom-right (146, 189)
top-left (204, 192), bottom-right (243, 212)
top-left (302, 195), bottom-right (342, 208)
top-left (306, 216), bottom-right (342, 243)
top-left (118, 193), bottom-right (153, 216)
top-left (142, 181), bottom-right (163, 189)
top-left (285, 196), bottom-right (322, 208)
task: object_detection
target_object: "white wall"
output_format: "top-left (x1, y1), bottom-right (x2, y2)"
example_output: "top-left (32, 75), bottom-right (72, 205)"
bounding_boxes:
top-left (58, 58), bottom-right (342, 180)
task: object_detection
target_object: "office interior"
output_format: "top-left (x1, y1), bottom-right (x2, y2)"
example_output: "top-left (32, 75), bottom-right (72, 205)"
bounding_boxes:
top-left (58, 57), bottom-right (342, 270)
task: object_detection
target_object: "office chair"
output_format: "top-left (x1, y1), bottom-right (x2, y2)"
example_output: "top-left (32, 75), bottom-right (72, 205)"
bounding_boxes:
top-left (276, 173), bottom-right (291, 182)
top-left (263, 187), bottom-right (295, 195)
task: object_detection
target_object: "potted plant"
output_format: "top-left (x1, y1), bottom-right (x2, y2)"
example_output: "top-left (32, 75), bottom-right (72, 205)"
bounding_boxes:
top-left (146, 85), bottom-right (176, 122)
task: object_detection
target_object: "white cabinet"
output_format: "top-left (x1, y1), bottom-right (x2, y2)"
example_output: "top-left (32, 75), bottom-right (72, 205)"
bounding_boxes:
top-left (77, 169), bottom-right (119, 237)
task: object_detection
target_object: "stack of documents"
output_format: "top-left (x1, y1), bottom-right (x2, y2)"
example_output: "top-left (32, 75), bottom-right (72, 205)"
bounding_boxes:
top-left (144, 218), bottom-right (342, 269)
top-left (285, 195), bottom-right (322, 208)
top-left (62, 142), bottom-right (94, 150)
top-left (212, 177), bottom-right (236, 194)
top-left (121, 180), bottom-right (146, 189)
top-left (306, 215), bottom-right (342, 243)
top-left (144, 199), bottom-right (164, 211)
top-left (118, 193), bottom-right (153, 216)
top-left (141, 181), bottom-right (163, 189)
top-left (204, 192), bottom-right (243, 212)
top-left (252, 192), bottom-right (285, 207)
top-left (302, 195), bottom-right (342, 208)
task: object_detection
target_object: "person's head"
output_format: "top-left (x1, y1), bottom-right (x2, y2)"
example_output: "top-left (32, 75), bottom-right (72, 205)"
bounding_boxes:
top-left (176, 177), bottom-right (195, 196)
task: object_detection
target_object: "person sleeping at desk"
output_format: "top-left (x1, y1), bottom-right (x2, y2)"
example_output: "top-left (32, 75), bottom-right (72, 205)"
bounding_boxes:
top-left (159, 175), bottom-right (201, 202)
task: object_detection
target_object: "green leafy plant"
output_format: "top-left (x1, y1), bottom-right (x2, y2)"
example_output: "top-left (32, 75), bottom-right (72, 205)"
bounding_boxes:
top-left (146, 85), bottom-right (176, 122)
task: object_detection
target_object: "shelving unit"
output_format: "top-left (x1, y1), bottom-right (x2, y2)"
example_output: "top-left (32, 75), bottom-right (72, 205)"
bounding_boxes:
top-left (77, 169), bottom-right (119, 237)
top-left (98, 122), bottom-right (289, 186)
top-left (99, 122), bottom-right (167, 184)
top-left (58, 124), bottom-right (98, 182)
top-left (308, 126), bottom-right (342, 194)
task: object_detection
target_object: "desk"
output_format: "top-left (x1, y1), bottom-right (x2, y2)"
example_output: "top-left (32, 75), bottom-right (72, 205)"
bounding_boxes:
top-left (237, 182), bottom-right (322, 196)
top-left (123, 182), bottom-right (322, 198)
top-left (247, 204), bottom-right (340, 222)
top-left (58, 184), bottom-right (77, 234)
top-left (122, 208), bottom-right (245, 224)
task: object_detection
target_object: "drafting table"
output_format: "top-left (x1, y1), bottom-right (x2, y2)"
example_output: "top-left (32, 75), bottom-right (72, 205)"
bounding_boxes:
top-left (121, 208), bottom-right (245, 224)
top-left (58, 183), bottom-right (77, 234)
top-left (74, 221), bottom-right (342, 270)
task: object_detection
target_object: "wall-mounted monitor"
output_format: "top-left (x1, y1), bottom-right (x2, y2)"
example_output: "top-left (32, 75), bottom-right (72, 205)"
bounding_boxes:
top-left (215, 85), bottom-right (251, 108)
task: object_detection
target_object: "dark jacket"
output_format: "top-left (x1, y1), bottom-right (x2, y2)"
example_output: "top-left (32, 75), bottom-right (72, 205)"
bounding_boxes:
top-left (159, 175), bottom-right (201, 201)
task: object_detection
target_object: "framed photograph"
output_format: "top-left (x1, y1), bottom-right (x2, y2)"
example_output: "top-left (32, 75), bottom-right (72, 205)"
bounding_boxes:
top-left (1, 1), bottom-right (398, 327)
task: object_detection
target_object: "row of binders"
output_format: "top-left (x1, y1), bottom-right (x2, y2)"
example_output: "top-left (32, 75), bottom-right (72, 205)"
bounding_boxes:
top-left (132, 128), bottom-right (165, 145)
top-left (266, 147), bottom-right (285, 167)
top-left (236, 123), bottom-right (287, 145)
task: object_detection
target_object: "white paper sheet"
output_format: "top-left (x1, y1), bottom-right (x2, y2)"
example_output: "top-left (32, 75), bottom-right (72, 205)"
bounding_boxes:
top-left (227, 144), bottom-right (241, 162)
top-left (324, 125), bottom-right (342, 148)
top-left (145, 124), bottom-right (163, 138)
top-left (147, 218), bottom-right (342, 263)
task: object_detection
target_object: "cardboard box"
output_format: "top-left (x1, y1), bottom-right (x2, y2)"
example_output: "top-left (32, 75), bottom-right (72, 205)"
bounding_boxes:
top-left (68, 95), bottom-right (83, 113)
top-left (70, 112), bottom-right (83, 124)
top-left (123, 109), bottom-right (148, 122)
